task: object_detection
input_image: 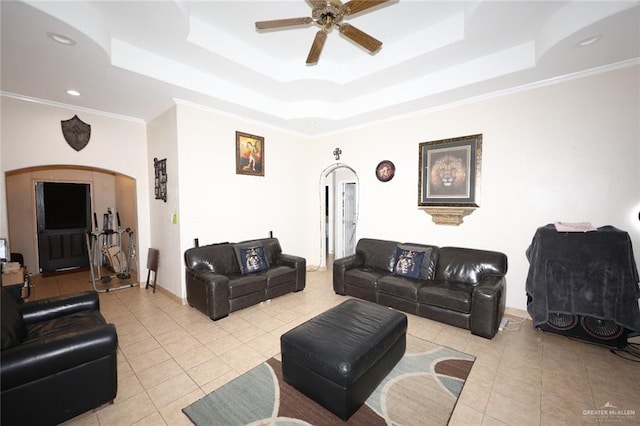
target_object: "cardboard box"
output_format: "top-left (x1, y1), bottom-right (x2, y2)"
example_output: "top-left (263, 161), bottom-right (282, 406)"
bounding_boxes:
top-left (2, 267), bottom-right (25, 286)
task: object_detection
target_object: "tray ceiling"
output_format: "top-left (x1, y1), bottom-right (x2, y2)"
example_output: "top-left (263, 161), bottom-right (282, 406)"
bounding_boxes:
top-left (1, 0), bottom-right (638, 136)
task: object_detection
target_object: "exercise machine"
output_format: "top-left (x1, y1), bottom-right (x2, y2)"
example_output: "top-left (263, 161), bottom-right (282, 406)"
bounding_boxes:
top-left (86, 210), bottom-right (138, 292)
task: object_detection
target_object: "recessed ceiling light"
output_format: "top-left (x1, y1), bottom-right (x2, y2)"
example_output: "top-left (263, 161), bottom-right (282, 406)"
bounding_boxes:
top-left (66, 89), bottom-right (81, 96)
top-left (307, 120), bottom-right (317, 125)
top-left (577, 35), bottom-right (601, 47)
top-left (47, 32), bottom-right (76, 46)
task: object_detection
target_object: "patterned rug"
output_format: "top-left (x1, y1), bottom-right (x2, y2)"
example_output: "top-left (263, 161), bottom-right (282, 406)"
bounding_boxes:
top-left (183, 336), bottom-right (474, 425)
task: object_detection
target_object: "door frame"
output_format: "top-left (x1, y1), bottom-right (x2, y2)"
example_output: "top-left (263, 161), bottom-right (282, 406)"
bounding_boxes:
top-left (340, 181), bottom-right (357, 258)
top-left (35, 181), bottom-right (92, 273)
top-left (319, 163), bottom-right (359, 269)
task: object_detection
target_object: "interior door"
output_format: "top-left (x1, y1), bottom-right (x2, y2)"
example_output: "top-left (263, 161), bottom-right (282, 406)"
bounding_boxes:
top-left (35, 182), bottom-right (91, 273)
top-left (341, 182), bottom-right (357, 257)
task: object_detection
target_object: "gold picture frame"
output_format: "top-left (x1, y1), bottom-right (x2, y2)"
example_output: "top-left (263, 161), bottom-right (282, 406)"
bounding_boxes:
top-left (418, 134), bottom-right (482, 208)
top-left (236, 131), bottom-right (264, 176)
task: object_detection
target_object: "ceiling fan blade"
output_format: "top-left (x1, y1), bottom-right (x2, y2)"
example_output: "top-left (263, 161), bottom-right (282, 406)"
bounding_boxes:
top-left (342, 0), bottom-right (389, 16)
top-left (338, 23), bottom-right (382, 53)
top-left (255, 17), bottom-right (313, 30)
top-left (306, 29), bottom-right (328, 64)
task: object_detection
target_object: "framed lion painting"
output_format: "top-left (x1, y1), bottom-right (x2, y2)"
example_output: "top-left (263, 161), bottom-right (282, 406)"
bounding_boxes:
top-left (418, 134), bottom-right (482, 207)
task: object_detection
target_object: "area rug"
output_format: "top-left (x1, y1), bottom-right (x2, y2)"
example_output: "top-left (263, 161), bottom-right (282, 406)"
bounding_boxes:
top-left (183, 336), bottom-right (474, 425)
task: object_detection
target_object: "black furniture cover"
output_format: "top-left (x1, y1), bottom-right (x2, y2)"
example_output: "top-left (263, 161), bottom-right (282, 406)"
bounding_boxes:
top-left (526, 224), bottom-right (640, 332)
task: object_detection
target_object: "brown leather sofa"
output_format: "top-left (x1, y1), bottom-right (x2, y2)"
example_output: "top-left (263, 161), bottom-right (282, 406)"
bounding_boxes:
top-left (333, 238), bottom-right (508, 339)
top-left (1, 289), bottom-right (118, 425)
top-left (184, 238), bottom-right (305, 320)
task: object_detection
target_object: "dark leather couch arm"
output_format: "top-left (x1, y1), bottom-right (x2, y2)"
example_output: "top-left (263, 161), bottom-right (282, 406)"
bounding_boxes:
top-left (20, 291), bottom-right (100, 325)
top-left (277, 254), bottom-right (306, 291)
top-left (1, 324), bottom-right (117, 390)
top-left (470, 275), bottom-right (506, 338)
top-left (333, 254), bottom-right (364, 294)
top-left (185, 269), bottom-right (230, 320)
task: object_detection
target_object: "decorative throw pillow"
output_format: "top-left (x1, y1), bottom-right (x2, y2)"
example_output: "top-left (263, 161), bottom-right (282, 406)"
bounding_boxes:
top-left (234, 243), bottom-right (270, 275)
top-left (392, 247), bottom-right (425, 279)
top-left (397, 244), bottom-right (438, 280)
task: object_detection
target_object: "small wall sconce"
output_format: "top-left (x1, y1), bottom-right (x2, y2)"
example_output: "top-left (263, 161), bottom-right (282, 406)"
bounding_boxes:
top-left (333, 147), bottom-right (342, 160)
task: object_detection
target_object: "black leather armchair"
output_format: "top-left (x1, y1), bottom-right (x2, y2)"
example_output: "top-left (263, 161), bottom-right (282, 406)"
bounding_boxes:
top-left (1, 289), bottom-right (118, 425)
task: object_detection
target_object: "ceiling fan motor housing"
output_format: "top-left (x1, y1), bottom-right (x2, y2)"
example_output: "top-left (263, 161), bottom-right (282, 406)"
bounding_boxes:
top-left (312, 1), bottom-right (345, 27)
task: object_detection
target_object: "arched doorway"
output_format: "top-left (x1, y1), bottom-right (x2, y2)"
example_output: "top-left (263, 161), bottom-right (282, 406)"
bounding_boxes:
top-left (5, 165), bottom-right (138, 275)
top-left (319, 163), bottom-right (359, 270)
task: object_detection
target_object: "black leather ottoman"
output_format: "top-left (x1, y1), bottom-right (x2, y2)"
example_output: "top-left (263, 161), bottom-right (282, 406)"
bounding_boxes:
top-left (281, 299), bottom-right (407, 420)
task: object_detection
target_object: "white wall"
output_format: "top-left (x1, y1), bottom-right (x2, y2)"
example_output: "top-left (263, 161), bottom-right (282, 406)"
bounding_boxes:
top-left (170, 102), bottom-right (312, 297)
top-left (3, 65), bottom-right (638, 314)
top-left (0, 96), bottom-right (151, 277)
top-left (147, 106), bottom-right (181, 296)
top-left (306, 65), bottom-right (640, 312)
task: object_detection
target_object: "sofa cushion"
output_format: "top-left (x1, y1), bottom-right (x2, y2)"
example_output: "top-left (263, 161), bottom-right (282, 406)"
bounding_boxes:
top-left (184, 243), bottom-right (239, 275)
top-left (435, 247), bottom-right (508, 284)
top-left (417, 280), bottom-right (473, 313)
top-left (23, 310), bottom-right (106, 344)
top-left (1, 289), bottom-right (26, 350)
top-left (256, 238), bottom-right (282, 266)
top-left (378, 275), bottom-right (421, 301)
top-left (355, 239), bottom-right (398, 272)
top-left (234, 243), bottom-right (270, 275)
top-left (262, 266), bottom-right (296, 288)
top-left (392, 247), bottom-right (425, 279)
top-left (345, 267), bottom-right (387, 290)
top-left (228, 274), bottom-right (267, 298)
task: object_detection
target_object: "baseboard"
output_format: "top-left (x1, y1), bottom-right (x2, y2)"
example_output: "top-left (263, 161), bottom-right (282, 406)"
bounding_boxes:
top-left (139, 282), bottom-right (185, 305)
top-left (306, 265), bottom-right (327, 272)
top-left (504, 307), bottom-right (530, 320)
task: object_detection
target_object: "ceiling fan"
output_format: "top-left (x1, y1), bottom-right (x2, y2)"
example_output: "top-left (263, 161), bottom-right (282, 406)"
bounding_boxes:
top-left (255, 0), bottom-right (390, 64)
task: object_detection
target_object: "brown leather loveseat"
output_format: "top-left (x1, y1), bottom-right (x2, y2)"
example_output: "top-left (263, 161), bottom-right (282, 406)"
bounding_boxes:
top-left (184, 238), bottom-right (305, 320)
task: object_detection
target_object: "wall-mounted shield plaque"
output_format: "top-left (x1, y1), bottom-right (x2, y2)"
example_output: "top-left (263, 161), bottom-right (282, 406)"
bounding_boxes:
top-left (61, 114), bottom-right (91, 151)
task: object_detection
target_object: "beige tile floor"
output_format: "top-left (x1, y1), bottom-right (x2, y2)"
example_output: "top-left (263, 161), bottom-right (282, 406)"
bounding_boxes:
top-left (26, 269), bottom-right (640, 426)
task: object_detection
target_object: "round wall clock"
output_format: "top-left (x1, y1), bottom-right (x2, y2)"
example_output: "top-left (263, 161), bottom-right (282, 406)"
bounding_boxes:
top-left (375, 160), bottom-right (395, 182)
